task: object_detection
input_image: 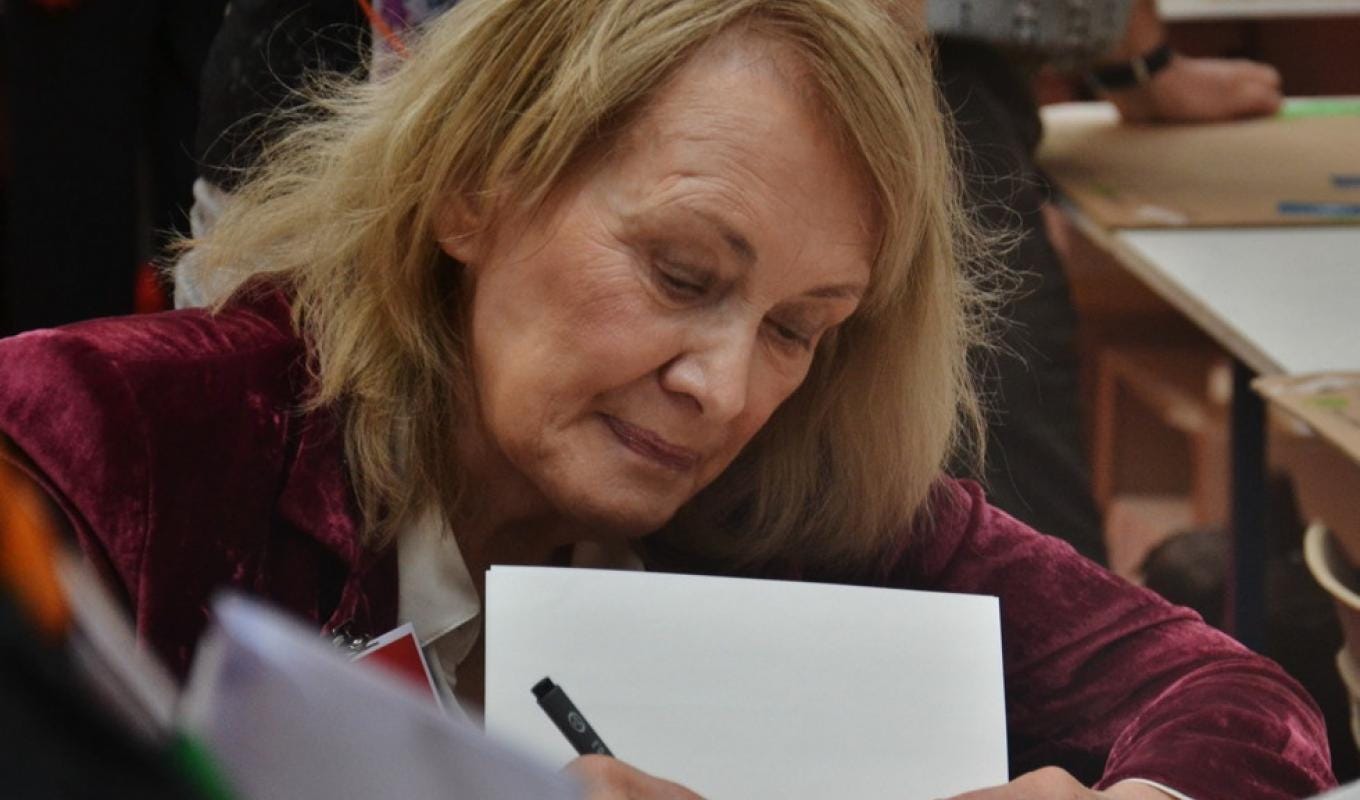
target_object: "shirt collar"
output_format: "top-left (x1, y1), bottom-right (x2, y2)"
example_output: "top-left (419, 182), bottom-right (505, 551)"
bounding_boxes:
top-left (397, 505), bottom-right (480, 647)
top-left (396, 508), bottom-right (645, 649)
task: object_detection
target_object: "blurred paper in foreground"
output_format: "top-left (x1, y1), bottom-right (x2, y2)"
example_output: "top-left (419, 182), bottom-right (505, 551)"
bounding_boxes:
top-left (180, 594), bottom-right (579, 800)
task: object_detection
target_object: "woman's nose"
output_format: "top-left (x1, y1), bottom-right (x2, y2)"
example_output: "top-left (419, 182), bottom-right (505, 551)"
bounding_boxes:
top-left (659, 323), bottom-right (756, 424)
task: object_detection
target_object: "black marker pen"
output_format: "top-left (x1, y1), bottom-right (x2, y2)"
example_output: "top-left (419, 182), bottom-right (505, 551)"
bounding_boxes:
top-left (533, 677), bottom-right (614, 757)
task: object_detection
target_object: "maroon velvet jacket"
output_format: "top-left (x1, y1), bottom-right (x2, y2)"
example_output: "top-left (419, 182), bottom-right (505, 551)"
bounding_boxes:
top-left (0, 294), bottom-right (1336, 798)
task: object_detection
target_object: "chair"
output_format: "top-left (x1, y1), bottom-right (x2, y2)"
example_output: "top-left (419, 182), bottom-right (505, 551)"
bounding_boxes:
top-left (1304, 522), bottom-right (1360, 752)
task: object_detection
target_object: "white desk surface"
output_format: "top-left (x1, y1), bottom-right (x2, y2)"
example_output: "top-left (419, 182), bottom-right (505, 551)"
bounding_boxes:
top-left (1159, 0), bottom-right (1360, 20)
top-left (1108, 226), bottom-right (1360, 376)
top-left (1041, 102), bottom-right (1360, 378)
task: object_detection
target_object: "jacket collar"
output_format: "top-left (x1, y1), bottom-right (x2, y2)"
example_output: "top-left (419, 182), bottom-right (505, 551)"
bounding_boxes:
top-left (273, 367), bottom-right (398, 640)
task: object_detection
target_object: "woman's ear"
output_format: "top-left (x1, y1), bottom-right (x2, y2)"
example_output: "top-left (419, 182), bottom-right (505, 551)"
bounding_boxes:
top-left (433, 195), bottom-right (488, 266)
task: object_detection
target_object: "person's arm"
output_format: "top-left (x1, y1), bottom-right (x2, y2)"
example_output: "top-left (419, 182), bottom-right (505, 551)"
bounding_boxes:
top-left (1093, 0), bottom-right (1283, 123)
top-left (900, 481), bottom-right (1334, 800)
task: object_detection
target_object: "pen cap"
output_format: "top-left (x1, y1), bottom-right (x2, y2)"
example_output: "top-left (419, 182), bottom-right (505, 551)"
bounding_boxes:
top-left (532, 677), bottom-right (613, 757)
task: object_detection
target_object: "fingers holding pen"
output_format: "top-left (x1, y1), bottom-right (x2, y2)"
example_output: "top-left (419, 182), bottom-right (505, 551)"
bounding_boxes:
top-left (535, 677), bottom-right (705, 799)
top-left (566, 754), bottom-right (707, 800)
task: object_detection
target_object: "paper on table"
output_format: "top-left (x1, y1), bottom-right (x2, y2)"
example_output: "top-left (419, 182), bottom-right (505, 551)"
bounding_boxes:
top-left (179, 593), bottom-right (580, 800)
top-left (1256, 372), bottom-right (1360, 464)
top-left (484, 567), bottom-right (1007, 799)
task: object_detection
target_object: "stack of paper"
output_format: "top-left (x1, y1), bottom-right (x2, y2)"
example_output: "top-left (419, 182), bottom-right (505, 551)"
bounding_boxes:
top-left (485, 567), bottom-right (1007, 798)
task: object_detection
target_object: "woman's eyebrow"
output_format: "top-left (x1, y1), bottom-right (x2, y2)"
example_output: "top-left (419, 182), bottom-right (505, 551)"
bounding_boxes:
top-left (686, 206), bottom-right (756, 266)
top-left (676, 206), bottom-right (865, 300)
top-left (803, 283), bottom-right (866, 300)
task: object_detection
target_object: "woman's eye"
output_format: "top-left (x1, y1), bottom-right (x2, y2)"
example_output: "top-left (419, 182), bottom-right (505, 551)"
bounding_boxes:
top-left (654, 262), bottom-right (709, 298)
top-left (767, 320), bottom-right (814, 351)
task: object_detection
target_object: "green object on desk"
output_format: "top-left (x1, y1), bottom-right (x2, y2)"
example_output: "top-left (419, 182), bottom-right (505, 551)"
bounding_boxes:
top-left (1310, 394), bottom-right (1351, 412)
top-left (1279, 99), bottom-right (1360, 120)
top-left (168, 733), bottom-right (238, 800)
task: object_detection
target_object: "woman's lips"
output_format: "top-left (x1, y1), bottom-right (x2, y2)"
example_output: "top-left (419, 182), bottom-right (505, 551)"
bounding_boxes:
top-left (602, 415), bottom-right (699, 472)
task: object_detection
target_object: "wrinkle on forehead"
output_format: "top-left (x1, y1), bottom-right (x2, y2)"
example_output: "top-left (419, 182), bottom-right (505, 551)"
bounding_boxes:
top-left (632, 33), bottom-right (860, 160)
top-left (614, 32), bottom-right (879, 243)
top-left (672, 25), bottom-right (828, 128)
top-left (638, 170), bottom-right (872, 266)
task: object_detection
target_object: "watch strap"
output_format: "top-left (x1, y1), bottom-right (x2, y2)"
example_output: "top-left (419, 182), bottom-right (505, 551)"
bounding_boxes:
top-left (1086, 43), bottom-right (1174, 92)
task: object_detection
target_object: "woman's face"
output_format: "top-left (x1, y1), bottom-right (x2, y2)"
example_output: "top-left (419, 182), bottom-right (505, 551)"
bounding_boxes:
top-left (442, 35), bottom-right (875, 537)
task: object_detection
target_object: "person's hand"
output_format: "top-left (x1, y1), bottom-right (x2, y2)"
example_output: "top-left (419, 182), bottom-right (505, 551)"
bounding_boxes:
top-left (1109, 54), bottom-right (1282, 124)
top-left (944, 767), bottom-right (1177, 799)
top-left (566, 755), bottom-right (706, 800)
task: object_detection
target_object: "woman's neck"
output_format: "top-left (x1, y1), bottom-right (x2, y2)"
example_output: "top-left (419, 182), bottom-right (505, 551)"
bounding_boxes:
top-left (451, 426), bottom-right (592, 578)
top-left (457, 506), bottom-right (584, 575)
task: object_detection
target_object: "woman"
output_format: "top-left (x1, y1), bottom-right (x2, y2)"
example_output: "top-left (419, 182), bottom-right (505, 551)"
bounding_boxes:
top-left (0, 0), bottom-right (1333, 797)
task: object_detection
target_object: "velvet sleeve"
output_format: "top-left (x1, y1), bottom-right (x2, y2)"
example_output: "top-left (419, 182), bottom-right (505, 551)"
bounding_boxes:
top-left (899, 480), bottom-right (1335, 799)
top-left (0, 306), bottom-right (309, 674)
top-left (0, 329), bottom-right (152, 611)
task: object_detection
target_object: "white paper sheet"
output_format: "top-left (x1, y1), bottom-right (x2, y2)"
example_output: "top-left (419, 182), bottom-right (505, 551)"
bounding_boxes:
top-left (1312, 779), bottom-right (1360, 800)
top-left (484, 567), bottom-right (1007, 799)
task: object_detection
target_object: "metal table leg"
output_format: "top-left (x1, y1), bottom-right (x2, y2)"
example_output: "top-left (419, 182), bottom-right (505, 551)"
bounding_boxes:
top-left (1229, 360), bottom-right (1268, 651)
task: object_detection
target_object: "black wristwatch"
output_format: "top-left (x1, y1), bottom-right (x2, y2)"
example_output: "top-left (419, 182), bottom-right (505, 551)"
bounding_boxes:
top-left (1085, 43), bottom-right (1174, 93)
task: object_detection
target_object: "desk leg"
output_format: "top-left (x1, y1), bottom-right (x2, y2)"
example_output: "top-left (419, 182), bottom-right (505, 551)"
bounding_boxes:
top-left (1229, 360), bottom-right (1267, 651)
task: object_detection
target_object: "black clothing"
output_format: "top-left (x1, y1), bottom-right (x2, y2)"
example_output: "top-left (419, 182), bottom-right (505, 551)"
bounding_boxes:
top-left (196, 0), bottom-right (369, 191)
top-left (3, 0), bottom-right (225, 334)
top-left (938, 39), bottom-right (1107, 564)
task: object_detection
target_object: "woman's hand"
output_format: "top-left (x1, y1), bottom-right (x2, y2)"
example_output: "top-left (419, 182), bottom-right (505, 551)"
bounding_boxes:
top-left (945, 767), bottom-right (1176, 799)
top-left (1109, 54), bottom-right (1283, 124)
top-left (566, 755), bottom-right (706, 800)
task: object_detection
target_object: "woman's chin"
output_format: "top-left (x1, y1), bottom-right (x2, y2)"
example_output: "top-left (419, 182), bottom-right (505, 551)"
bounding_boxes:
top-left (558, 492), bottom-right (681, 540)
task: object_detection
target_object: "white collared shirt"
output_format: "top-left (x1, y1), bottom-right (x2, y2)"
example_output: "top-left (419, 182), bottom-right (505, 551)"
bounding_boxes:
top-left (395, 507), bottom-right (642, 719)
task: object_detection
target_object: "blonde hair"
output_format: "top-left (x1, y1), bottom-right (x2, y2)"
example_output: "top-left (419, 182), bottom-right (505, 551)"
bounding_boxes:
top-left (186, 0), bottom-right (991, 570)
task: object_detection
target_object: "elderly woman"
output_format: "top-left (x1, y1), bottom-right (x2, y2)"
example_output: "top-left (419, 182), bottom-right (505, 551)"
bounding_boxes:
top-left (0, 0), bottom-right (1333, 798)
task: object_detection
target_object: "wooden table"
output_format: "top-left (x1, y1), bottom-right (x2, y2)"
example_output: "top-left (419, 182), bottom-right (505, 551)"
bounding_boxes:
top-left (1040, 101), bottom-right (1360, 649)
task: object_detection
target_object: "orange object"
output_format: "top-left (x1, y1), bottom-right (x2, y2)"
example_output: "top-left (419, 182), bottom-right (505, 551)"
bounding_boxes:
top-left (0, 445), bottom-right (70, 639)
top-left (355, 0), bottom-right (410, 59)
top-left (134, 260), bottom-right (170, 314)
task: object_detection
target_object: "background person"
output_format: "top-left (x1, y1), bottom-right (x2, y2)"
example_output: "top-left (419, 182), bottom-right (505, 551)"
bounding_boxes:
top-left (932, 0), bottom-right (1283, 565)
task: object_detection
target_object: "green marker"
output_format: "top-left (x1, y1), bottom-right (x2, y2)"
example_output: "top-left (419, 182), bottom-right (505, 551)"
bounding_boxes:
top-left (1278, 99), bottom-right (1360, 120)
top-left (168, 734), bottom-right (238, 800)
